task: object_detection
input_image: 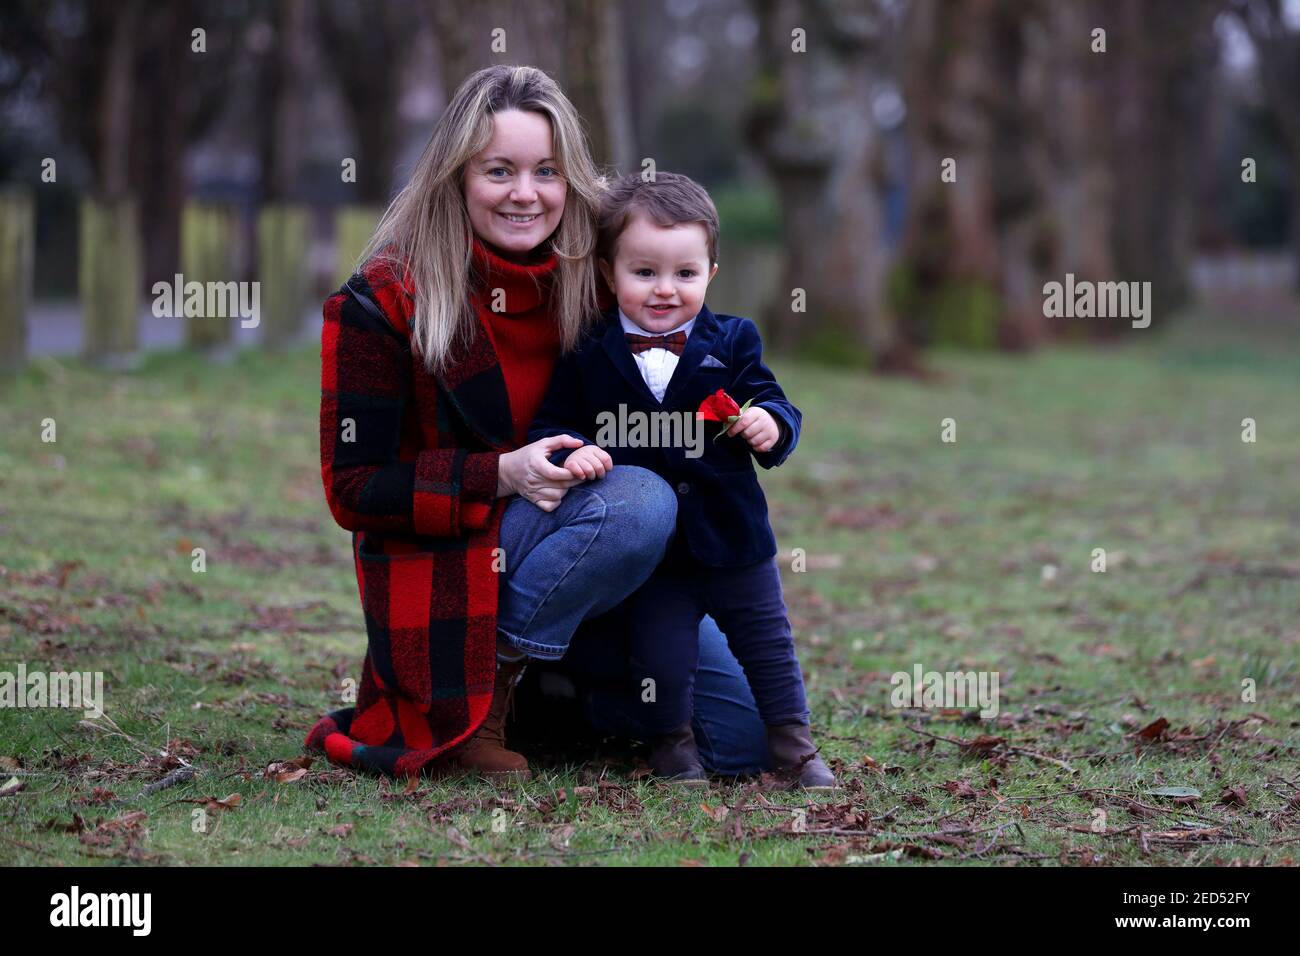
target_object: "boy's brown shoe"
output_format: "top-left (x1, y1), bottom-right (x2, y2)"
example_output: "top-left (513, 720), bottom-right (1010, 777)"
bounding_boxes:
top-left (767, 722), bottom-right (838, 791)
top-left (649, 722), bottom-right (709, 787)
top-left (451, 657), bottom-right (531, 781)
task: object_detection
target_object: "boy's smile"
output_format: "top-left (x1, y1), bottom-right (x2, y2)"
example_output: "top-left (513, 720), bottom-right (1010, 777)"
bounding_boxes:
top-left (599, 211), bottom-right (719, 334)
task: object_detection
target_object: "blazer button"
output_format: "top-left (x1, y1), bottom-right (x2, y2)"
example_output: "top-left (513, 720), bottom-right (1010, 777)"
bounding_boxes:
top-left (676, 481), bottom-right (690, 495)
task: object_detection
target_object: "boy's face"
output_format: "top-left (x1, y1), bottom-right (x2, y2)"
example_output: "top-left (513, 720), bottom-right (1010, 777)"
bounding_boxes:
top-left (599, 211), bottom-right (718, 333)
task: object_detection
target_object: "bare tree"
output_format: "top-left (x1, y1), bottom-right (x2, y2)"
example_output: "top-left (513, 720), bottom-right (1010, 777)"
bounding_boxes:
top-left (898, 0), bottom-right (1055, 352)
top-left (1040, 0), bottom-right (1117, 324)
top-left (558, 0), bottom-right (635, 170)
top-left (316, 0), bottom-right (423, 204)
top-left (428, 0), bottom-right (632, 171)
top-left (744, 0), bottom-right (896, 364)
top-left (258, 0), bottom-right (311, 201)
top-left (0, 0), bottom-right (143, 199)
top-left (1234, 0), bottom-right (1300, 290)
top-left (1105, 0), bottom-right (1223, 318)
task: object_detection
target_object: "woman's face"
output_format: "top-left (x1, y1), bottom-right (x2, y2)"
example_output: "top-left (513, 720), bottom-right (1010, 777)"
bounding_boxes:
top-left (463, 109), bottom-right (567, 255)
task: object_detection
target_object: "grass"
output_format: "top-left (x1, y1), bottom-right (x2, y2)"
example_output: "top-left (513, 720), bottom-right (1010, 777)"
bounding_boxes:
top-left (1, 307), bottom-right (1298, 866)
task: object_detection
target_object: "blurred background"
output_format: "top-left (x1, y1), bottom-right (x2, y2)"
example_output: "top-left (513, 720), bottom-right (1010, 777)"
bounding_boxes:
top-left (0, 0), bottom-right (1297, 370)
top-left (2, 3), bottom-right (1298, 867)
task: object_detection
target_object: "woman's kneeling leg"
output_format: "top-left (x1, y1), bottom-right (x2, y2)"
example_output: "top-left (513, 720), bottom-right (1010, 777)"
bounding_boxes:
top-left (497, 465), bottom-right (677, 661)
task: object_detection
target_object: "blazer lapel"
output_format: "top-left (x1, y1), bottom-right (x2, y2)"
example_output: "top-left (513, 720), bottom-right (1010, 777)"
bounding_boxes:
top-left (435, 314), bottom-right (515, 451)
top-left (661, 305), bottom-right (721, 409)
top-left (600, 313), bottom-right (661, 406)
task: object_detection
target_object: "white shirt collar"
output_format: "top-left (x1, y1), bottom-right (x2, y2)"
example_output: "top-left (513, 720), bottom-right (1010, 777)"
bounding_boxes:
top-left (618, 307), bottom-right (697, 339)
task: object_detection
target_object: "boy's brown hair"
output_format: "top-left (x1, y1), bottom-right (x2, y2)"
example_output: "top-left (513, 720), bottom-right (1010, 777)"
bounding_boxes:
top-left (596, 172), bottom-right (720, 267)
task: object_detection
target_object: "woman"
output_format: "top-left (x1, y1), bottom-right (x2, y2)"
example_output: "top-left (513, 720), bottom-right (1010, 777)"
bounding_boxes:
top-left (305, 65), bottom-right (769, 781)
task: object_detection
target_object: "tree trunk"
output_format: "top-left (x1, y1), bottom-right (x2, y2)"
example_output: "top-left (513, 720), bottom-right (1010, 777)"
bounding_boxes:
top-left (257, 205), bottom-right (310, 347)
top-left (1042, 0), bottom-right (1116, 341)
top-left (1107, 0), bottom-right (1221, 323)
top-left (987, 0), bottom-right (1051, 349)
top-left (262, 0), bottom-right (309, 202)
top-left (335, 205), bottom-right (385, 287)
top-left (133, 0), bottom-right (192, 287)
top-left (182, 202), bottom-right (239, 355)
top-left (317, 0), bottom-right (414, 205)
top-left (1237, 0), bottom-right (1300, 292)
top-left (432, 0), bottom-right (490, 96)
top-left (559, 0), bottom-right (630, 169)
top-left (744, 0), bottom-right (894, 363)
top-left (0, 189), bottom-right (34, 371)
top-left (84, 1), bottom-right (143, 367)
top-left (97, 0), bottom-right (141, 200)
top-left (81, 199), bottom-right (142, 367)
top-left (897, 0), bottom-right (999, 350)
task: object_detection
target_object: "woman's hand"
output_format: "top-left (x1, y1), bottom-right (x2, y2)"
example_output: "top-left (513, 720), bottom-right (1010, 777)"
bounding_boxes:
top-left (497, 435), bottom-right (586, 511)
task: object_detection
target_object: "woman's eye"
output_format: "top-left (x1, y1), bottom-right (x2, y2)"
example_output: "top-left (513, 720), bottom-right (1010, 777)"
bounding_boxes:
top-left (537, 166), bottom-right (559, 177)
top-left (488, 168), bottom-right (510, 178)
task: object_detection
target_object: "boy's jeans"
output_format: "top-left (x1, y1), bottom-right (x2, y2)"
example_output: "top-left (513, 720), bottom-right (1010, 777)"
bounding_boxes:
top-left (620, 556), bottom-right (812, 734)
top-left (497, 464), bottom-right (769, 775)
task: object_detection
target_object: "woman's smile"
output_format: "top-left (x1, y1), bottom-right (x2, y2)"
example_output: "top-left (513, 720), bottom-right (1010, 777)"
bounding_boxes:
top-left (463, 109), bottom-right (567, 254)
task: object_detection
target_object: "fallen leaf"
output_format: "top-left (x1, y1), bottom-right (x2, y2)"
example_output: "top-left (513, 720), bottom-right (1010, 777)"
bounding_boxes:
top-left (264, 756), bottom-right (311, 784)
top-left (1135, 717), bottom-right (1170, 740)
top-left (1218, 787), bottom-right (1247, 807)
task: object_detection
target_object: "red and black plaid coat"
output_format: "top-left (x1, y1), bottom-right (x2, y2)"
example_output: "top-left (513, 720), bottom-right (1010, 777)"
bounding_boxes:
top-left (304, 257), bottom-right (522, 778)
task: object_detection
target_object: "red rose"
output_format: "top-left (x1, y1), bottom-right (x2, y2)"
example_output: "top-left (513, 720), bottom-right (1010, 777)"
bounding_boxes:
top-left (697, 389), bottom-right (741, 422)
top-left (698, 389), bottom-right (754, 442)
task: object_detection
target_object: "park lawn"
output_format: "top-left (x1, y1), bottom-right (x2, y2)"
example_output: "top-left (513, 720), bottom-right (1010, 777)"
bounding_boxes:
top-left (1, 309), bottom-right (1297, 866)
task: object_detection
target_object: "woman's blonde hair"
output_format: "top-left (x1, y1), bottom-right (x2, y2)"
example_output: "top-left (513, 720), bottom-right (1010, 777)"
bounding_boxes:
top-left (359, 65), bottom-right (605, 373)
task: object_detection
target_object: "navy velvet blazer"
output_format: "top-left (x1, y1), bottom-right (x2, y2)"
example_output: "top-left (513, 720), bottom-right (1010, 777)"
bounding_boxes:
top-left (528, 304), bottom-right (802, 568)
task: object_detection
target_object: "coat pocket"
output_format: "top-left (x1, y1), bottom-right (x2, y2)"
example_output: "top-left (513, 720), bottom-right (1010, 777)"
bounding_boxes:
top-left (355, 532), bottom-right (435, 710)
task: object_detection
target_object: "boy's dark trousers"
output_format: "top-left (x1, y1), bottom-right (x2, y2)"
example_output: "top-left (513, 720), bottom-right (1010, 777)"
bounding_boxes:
top-left (622, 549), bottom-right (811, 735)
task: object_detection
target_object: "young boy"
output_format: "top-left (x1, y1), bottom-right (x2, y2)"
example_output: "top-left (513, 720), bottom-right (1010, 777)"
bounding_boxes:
top-left (527, 172), bottom-right (835, 790)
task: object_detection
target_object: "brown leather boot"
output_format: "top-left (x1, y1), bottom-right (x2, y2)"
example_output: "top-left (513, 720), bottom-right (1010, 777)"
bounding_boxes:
top-left (767, 722), bottom-right (838, 791)
top-left (648, 722), bottom-right (709, 788)
top-left (451, 657), bottom-right (531, 781)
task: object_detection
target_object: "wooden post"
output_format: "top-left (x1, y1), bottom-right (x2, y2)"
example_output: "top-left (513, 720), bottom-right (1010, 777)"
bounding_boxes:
top-left (80, 198), bottom-right (142, 368)
top-left (256, 204), bottom-right (309, 347)
top-left (0, 189), bottom-right (34, 371)
top-left (334, 205), bottom-right (382, 287)
top-left (181, 202), bottom-right (238, 355)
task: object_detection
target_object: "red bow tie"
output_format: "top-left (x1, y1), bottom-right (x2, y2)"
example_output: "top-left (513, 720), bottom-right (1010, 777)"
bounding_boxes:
top-left (625, 331), bottom-right (688, 356)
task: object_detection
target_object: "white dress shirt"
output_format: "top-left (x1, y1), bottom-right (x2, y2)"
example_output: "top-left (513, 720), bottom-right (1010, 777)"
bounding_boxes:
top-left (619, 308), bottom-right (697, 403)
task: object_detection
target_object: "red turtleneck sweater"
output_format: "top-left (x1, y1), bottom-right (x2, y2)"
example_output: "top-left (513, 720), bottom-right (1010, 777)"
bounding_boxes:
top-left (470, 238), bottom-right (566, 449)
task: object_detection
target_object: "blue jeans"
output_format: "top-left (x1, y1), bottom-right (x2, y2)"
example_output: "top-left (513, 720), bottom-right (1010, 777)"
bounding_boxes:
top-left (497, 465), bottom-right (769, 775)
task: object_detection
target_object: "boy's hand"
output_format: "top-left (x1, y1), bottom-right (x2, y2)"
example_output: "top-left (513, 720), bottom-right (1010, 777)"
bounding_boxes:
top-left (725, 405), bottom-right (781, 453)
top-left (563, 443), bottom-right (614, 480)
